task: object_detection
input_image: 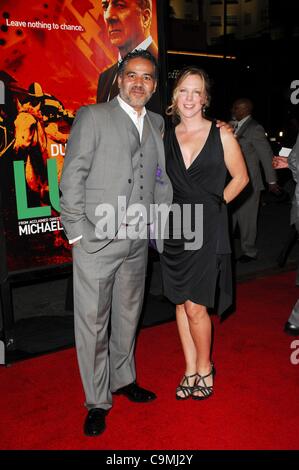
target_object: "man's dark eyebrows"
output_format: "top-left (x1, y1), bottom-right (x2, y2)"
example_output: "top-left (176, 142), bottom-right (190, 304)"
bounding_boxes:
top-left (124, 71), bottom-right (154, 79)
top-left (124, 69), bottom-right (136, 75)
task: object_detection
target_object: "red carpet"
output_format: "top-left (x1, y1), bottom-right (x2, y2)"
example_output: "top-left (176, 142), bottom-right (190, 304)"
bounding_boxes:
top-left (0, 270), bottom-right (299, 450)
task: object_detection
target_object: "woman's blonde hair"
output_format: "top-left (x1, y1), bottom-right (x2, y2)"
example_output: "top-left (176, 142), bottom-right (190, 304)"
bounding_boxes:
top-left (166, 67), bottom-right (211, 120)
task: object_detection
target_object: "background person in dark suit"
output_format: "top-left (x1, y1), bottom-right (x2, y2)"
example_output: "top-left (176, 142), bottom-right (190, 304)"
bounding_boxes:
top-left (273, 133), bottom-right (299, 336)
top-left (97, 0), bottom-right (160, 112)
top-left (231, 98), bottom-right (280, 262)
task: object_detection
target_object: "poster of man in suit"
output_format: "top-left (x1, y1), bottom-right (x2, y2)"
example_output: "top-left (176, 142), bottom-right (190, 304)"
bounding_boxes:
top-left (0, 0), bottom-right (159, 273)
top-left (97, 0), bottom-right (160, 112)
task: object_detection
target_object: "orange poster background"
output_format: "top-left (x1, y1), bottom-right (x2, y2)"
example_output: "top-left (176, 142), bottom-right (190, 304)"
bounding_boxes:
top-left (0, 0), bottom-right (158, 109)
top-left (0, 0), bottom-right (158, 273)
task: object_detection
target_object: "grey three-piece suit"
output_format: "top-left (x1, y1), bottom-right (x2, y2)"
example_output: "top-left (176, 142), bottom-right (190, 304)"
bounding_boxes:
top-left (59, 97), bottom-right (172, 409)
top-left (233, 117), bottom-right (277, 257)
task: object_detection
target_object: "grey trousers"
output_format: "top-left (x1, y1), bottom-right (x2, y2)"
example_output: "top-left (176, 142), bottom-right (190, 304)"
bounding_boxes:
top-left (72, 235), bottom-right (148, 410)
top-left (233, 190), bottom-right (260, 257)
top-left (288, 299), bottom-right (299, 327)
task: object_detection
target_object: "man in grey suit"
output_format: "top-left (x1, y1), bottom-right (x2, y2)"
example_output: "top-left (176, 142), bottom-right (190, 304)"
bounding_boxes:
top-left (60, 50), bottom-right (172, 436)
top-left (231, 98), bottom-right (280, 262)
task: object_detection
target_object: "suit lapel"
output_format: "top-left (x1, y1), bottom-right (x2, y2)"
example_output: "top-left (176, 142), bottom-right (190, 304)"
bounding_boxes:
top-left (145, 114), bottom-right (164, 167)
top-left (127, 117), bottom-right (140, 147)
top-left (236, 117), bottom-right (252, 137)
top-left (109, 98), bottom-right (132, 159)
top-left (107, 64), bottom-right (119, 101)
top-left (141, 115), bottom-right (150, 145)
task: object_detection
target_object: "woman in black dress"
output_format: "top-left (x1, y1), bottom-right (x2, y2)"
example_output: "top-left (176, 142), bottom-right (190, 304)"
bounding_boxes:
top-left (161, 68), bottom-right (248, 400)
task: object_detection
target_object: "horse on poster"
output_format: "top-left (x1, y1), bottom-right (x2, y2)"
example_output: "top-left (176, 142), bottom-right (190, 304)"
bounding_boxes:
top-left (13, 100), bottom-right (66, 203)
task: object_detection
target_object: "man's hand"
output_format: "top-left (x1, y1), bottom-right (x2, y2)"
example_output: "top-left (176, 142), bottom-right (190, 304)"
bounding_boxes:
top-left (272, 156), bottom-right (289, 169)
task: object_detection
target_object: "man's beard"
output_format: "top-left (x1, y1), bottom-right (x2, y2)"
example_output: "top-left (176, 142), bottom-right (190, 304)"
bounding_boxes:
top-left (120, 86), bottom-right (152, 108)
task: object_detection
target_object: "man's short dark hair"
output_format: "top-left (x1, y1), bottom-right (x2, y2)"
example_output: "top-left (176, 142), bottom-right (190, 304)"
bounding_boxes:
top-left (117, 49), bottom-right (158, 80)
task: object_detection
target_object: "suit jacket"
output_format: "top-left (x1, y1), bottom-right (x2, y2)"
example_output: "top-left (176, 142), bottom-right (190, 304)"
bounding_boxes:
top-left (96, 42), bottom-right (161, 113)
top-left (236, 117), bottom-right (276, 191)
top-left (59, 97), bottom-right (172, 253)
top-left (288, 132), bottom-right (299, 225)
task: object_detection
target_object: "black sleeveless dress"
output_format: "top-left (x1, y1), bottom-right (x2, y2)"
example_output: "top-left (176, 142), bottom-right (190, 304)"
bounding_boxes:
top-left (160, 121), bottom-right (232, 315)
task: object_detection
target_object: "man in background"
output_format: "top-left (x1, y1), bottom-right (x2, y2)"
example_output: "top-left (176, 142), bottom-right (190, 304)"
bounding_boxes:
top-left (273, 133), bottom-right (299, 336)
top-left (231, 98), bottom-right (280, 262)
top-left (97, 0), bottom-right (160, 112)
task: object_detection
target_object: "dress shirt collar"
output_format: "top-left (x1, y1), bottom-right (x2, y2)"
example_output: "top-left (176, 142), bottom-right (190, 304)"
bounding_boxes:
top-left (117, 95), bottom-right (146, 139)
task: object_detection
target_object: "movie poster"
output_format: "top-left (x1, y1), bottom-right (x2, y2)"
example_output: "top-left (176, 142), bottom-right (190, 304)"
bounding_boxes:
top-left (0, 0), bottom-right (159, 273)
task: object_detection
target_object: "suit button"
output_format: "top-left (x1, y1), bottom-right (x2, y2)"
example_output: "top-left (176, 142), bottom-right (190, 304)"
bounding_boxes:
top-left (140, 164), bottom-right (143, 168)
top-left (140, 175), bottom-right (143, 179)
top-left (140, 186), bottom-right (143, 189)
top-left (140, 196), bottom-right (143, 200)
top-left (140, 153), bottom-right (143, 157)
top-left (128, 179), bottom-right (132, 183)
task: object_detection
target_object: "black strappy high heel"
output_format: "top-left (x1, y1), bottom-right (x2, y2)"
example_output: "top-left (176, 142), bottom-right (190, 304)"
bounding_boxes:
top-left (176, 373), bottom-right (197, 400)
top-left (192, 363), bottom-right (215, 401)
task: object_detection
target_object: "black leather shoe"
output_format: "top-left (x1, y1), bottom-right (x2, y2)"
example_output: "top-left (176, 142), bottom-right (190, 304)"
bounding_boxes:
top-left (284, 321), bottom-right (299, 336)
top-left (114, 382), bottom-right (156, 403)
top-left (238, 254), bottom-right (257, 263)
top-left (84, 408), bottom-right (107, 437)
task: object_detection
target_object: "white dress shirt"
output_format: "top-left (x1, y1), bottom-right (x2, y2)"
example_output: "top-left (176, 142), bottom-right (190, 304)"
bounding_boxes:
top-left (117, 95), bottom-right (146, 139)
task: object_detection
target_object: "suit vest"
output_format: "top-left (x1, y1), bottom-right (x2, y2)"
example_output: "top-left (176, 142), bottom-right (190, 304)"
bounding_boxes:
top-left (124, 114), bottom-right (158, 225)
